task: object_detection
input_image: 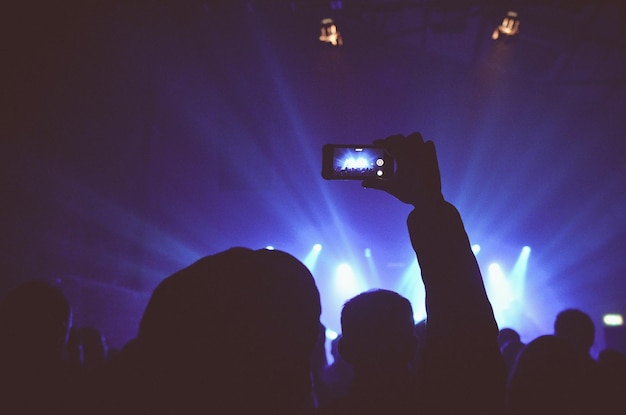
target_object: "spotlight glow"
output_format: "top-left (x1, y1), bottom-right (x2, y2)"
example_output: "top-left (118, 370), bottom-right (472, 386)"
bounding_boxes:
top-left (472, 244), bottom-right (481, 255)
top-left (325, 328), bottom-right (339, 340)
top-left (265, 245), bottom-right (275, 250)
top-left (364, 248), bottom-right (372, 258)
top-left (334, 263), bottom-right (361, 299)
top-left (603, 314), bottom-right (624, 326)
top-left (343, 157), bottom-right (370, 169)
top-left (510, 245), bottom-right (531, 303)
top-left (303, 244), bottom-right (323, 272)
top-left (396, 259), bottom-right (426, 323)
top-left (486, 263), bottom-right (515, 327)
top-left (413, 311), bottom-right (426, 323)
top-left (488, 263), bottom-right (503, 275)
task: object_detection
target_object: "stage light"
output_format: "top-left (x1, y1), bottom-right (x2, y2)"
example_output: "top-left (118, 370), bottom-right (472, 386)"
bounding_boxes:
top-left (336, 263), bottom-right (353, 281)
top-left (320, 18), bottom-right (343, 46)
top-left (303, 244), bottom-right (323, 272)
top-left (396, 259), bottom-right (426, 323)
top-left (413, 311), bottom-right (426, 323)
top-left (488, 263), bottom-right (503, 275)
top-left (603, 314), bottom-right (624, 326)
top-left (492, 11), bottom-right (520, 40)
top-left (472, 244), bottom-right (481, 255)
top-left (487, 263), bottom-right (515, 327)
top-left (265, 245), bottom-right (275, 250)
top-left (334, 263), bottom-right (361, 298)
top-left (510, 246), bottom-right (530, 296)
top-left (325, 328), bottom-right (339, 340)
top-left (364, 248), bottom-right (372, 258)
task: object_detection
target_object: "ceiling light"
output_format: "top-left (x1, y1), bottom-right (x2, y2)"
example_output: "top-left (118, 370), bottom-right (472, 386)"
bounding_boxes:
top-left (492, 11), bottom-right (520, 40)
top-left (319, 18), bottom-right (343, 46)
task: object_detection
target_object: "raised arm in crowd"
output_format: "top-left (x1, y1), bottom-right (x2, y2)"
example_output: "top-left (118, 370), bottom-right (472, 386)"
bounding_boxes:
top-left (363, 133), bottom-right (506, 414)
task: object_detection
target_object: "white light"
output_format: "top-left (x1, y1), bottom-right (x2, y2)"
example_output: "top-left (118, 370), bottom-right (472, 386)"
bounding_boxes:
top-left (325, 328), bottom-right (339, 340)
top-left (471, 244), bottom-right (481, 255)
top-left (493, 11), bottom-right (520, 40)
top-left (364, 248), bottom-right (372, 258)
top-left (334, 263), bottom-right (361, 298)
top-left (337, 263), bottom-right (353, 278)
top-left (265, 246), bottom-right (275, 250)
top-left (313, 244), bottom-right (322, 252)
top-left (413, 311), bottom-right (426, 323)
top-left (344, 157), bottom-right (369, 169)
top-left (488, 263), bottom-right (502, 275)
top-left (603, 314), bottom-right (624, 326)
top-left (319, 18), bottom-right (343, 46)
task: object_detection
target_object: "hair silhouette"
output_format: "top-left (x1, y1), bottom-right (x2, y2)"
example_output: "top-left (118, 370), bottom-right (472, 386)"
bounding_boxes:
top-left (134, 247), bottom-right (321, 414)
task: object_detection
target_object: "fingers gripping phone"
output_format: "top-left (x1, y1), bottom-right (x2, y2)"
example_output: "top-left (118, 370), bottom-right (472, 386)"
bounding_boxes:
top-left (322, 144), bottom-right (394, 180)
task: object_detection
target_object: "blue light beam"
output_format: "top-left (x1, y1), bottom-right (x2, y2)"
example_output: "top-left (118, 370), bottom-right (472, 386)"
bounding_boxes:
top-left (303, 244), bottom-right (323, 272)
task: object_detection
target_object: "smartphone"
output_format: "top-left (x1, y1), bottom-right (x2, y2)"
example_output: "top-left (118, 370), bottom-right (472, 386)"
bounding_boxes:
top-left (322, 144), bottom-right (394, 180)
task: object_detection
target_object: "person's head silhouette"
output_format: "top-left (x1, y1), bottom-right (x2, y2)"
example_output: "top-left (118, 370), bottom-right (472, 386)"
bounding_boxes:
top-left (554, 308), bottom-right (595, 356)
top-left (137, 247), bottom-right (321, 414)
top-left (0, 280), bottom-right (71, 367)
top-left (339, 289), bottom-right (417, 374)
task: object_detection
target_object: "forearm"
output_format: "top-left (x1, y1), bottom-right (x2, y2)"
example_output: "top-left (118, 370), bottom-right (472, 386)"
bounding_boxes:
top-left (408, 201), bottom-right (497, 338)
top-left (409, 201), bottom-right (505, 413)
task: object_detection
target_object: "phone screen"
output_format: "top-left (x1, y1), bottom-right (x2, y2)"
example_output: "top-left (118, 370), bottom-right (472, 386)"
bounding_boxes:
top-left (322, 145), bottom-right (393, 180)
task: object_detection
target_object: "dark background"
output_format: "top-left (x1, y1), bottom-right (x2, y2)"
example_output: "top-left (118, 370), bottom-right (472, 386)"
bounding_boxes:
top-left (2, 0), bottom-right (625, 353)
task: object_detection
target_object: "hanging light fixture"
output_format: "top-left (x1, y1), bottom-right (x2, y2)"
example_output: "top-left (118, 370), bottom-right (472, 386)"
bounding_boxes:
top-left (492, 11), bottom-right (520, 40)
top-left (319, 18), bottom-right (343, 46)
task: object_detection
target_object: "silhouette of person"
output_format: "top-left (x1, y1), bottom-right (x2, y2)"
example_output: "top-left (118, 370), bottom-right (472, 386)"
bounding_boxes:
top-left (310, 322), bottom-right (330, 409)
top-left (316, 335), bottom-right (354, 408)
top-left (498, 328), bottom-right (525, 376)
top-left (333, 132), bottom-right (506, 414)
top-left (319, 289), bottom-right (418, 414)
top-left (597, 348), bottom-right (626, 415)
top-left (116, 247), bottom-right (321, 414)
top-left (506, 334), bottom-right (601, 415)
top-left (0, 280), bottom-right (74, 414)
top-left (553, 308), bottom-right (595, 357)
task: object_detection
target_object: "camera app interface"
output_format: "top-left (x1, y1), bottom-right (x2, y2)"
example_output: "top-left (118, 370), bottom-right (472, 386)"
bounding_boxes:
top-left (333, 147), bottom-right (386, 178)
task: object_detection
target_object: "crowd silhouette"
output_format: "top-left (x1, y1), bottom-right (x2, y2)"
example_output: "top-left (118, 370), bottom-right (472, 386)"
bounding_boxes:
top-left (1, 133), bottom-right (624, 414)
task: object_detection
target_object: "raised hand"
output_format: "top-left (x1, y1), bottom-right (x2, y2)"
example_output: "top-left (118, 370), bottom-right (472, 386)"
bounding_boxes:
top-left (362, 132), bottom-right (443, 210)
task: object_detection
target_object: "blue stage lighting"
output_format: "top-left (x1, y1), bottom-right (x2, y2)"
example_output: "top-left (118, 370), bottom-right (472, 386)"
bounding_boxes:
top-left (472, 244), bottom-right (481, 255)
top-left (510, 246), bottom-right (531, 303)
top-left (488, 263), bottom-right (502, 275)
top-left (486, 263), bottom-right (516, 327)
top-left (336, 263), bottom-right (353, 280)
top-left (396, 259), bottom-right (426, 323)
top-left (364, 248), bottom-right (372, 258)
top-left (413, 311), bottom-right (426, 323)
top-left (325, 328), bottom-right (339, 340)
top-left (303, 244), bottom-right (323, 272)
top-left (334, 263), bottom-right (361, 299)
